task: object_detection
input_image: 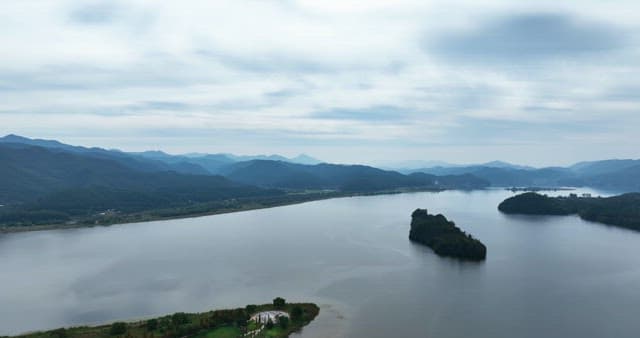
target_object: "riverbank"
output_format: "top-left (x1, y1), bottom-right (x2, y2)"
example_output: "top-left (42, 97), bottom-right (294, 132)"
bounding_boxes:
top-left (9, 302), bottom-right (319, 338)
top-left (0, 187), bottom-right (446, 234)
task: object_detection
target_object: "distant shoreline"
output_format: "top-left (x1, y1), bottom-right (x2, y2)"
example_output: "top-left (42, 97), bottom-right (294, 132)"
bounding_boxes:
top-left (0, 187), bottom-right (448, 234)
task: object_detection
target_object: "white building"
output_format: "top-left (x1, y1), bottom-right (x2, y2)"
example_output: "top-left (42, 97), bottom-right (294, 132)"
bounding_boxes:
top-left (250, 311), bottom-right (289, 324)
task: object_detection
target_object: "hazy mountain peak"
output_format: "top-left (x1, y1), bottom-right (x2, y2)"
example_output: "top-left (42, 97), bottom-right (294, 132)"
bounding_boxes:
top-left (0, 134), bottom-right (77, 151)
top-left (291, 154), bottom-right (322, 165)
top-left (481, 161), bottom-right (535, 170)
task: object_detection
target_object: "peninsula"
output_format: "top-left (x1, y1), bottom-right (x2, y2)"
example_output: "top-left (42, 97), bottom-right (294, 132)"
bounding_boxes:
top-left (9, 299), bottom-right (318, 338)
top-left (498, 192), bottom-right (640, 231)
top-left (409, 209), bottom-right (487, 260)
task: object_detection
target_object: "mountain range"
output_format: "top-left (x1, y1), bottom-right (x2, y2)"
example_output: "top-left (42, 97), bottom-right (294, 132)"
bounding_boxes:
top-left (0, 134), bottom-right (323, 175)
top-left (406, 160), bottom-right (640, 192)
top-left (1, 134), bottom-right (639, 228)
top-left (0, 135), bottom-right (490, 227)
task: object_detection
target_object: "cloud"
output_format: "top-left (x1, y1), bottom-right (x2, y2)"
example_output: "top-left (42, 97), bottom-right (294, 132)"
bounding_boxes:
top-left (69, 1), bottom-right (122, 25)
top-left (310, 105), bottom-right (411, 122)
top-left (428, 13), bottom-right (625, 62)
top-left (196, 49), bottom-right (333, 74)
top-left (1, 1), bottom-right (640, 165)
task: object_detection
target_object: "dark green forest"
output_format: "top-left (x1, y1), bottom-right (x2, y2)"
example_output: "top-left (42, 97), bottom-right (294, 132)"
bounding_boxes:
top-left (498, 192), bottom-right (640, 231)
top-left (409, 209), bottom-right (487, 260)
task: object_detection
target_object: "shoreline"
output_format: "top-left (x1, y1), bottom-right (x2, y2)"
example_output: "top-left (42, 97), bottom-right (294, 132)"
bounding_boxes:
top-left (0, 187), bottom-right (449, 235)
top-left (11, 302), bottom-right (320, 338)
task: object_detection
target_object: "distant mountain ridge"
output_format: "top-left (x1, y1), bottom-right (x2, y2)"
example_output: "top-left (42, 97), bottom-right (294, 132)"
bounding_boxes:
top-left (0, 142), bottom-right (280, 213)
top-left (409, 159), bottom-right (640, 192)
top-left (219, 160), bottom-right (489, 192)
top-left (385, 159), bottom-right (534, 171)
top-left (2, 133), bottom-right (639, 212)
top-left (0, 135), bottom-right (211, 176)
top-left (0, 134), bottom-right (323, 175)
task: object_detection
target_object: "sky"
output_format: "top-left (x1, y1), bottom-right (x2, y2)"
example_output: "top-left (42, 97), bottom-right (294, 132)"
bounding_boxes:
top-left (1, 0), bottom-right (639, 167)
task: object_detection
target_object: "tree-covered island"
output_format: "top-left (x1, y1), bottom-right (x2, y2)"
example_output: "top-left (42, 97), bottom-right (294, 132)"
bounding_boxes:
top-left (7, 299), bottom-right (318, 338)
top-left (498, 192), bottom-right (640, 231)
top-left (409, 209), bottom-right (487, 260)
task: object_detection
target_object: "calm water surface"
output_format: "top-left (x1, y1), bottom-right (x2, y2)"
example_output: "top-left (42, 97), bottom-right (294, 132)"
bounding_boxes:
top-left (1, 189), bottom-right (640, 337)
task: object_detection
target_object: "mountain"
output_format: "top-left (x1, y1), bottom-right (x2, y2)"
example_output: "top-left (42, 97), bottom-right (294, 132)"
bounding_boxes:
top-left (219, 160), bottom-right (489, 191)
top-left (0, 134), bottom-right (81, 152)
top-left (480, 161), bottom-right (535, 170)
top-left (570, 159), bottom-right (640, 177)
top-left (385, 159), bottom-right (534, 172)
top-left (378, 160), bottom-right (464, 171)
top-left (410, 160), bottom-right (640, 191)
top-left (290, 154), bottom-right (323, 165)
top-left (582, 164), bottom-right (640, 192)
top-left (0, 135), bottom-right (489, 228)
top-left (218, 153), bottom-right (322, 165)
top-left (413, 165), bottom-right (575, 188)
top-left (0, 143), bottom-right (278, 208)
top-left (5, 134), bottom-right (639, 192)
top-left (134, 151), bottom-right (234, 174)
top-left (0, 135), bottom-right (210, 175)
top-left (137, 150), bottom-right (322, 173)
top-left (0, 135), bottom-right (322, 175)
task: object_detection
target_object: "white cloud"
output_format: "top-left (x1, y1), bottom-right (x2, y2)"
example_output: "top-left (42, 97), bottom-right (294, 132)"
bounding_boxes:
top-left (1, 0), bottom-right (639, 165)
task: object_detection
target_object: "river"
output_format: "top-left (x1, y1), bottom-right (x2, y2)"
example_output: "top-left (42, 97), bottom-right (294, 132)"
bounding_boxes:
top-left (1, 188), bottom-right (639, 337)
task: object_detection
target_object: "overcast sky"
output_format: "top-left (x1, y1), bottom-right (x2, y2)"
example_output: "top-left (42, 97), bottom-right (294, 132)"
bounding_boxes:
top-left (1, 0), bottom-right (639, 166)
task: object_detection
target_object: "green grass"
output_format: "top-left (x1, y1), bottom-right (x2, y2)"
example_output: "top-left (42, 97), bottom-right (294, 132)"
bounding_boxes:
top-left (247, 321), bottom-right (259, 331)
top-left (201, 326), bottom-right (241, 338)
top-left (262, 327), bottom-right (286, 337)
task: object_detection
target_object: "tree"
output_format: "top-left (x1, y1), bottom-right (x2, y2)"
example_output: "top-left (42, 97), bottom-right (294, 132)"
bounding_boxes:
top-left (146, 319), bottom-right (158, 331)
top-left (109, 322), bottom-right (127, 336)
top-left (291, 306), bottom-right (303, 321)
top-left (171, 312), bottom-right (189, 326)
top-left (245, 304), bottom-right (258, 314)
top-left (273, 297), bottom-right (286, 308)
top-left (51, 328), bottom-right (68, 338)
top-left (278, 316), bottom-right (289, 329)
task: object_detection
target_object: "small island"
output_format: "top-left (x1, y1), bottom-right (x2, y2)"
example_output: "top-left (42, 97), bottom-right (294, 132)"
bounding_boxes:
top-left (409, 209), bottom-right (487, 260)
top-left (498, 192), bottom-right (640, 231)
top-left (11, 298), bottom-right (318, 338)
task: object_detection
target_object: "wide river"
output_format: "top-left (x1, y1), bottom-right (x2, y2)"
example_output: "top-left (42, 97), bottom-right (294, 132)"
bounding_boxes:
top-left (1, 188), bottom-right (640, 337)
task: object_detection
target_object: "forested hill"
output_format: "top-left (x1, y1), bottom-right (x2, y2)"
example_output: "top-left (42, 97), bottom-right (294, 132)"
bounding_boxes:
top-left (498, 192), bottom-right (640, 231)
top-left (220, 160), bottom-right (489, 191)
top-left (0, 134), bottom-right (211, 175)
top-left (0, 143), bottom-right (276, 205)
top-left (0, 134), bottom-right (321, 174)
top-left (0, 143), bottom-right (285, 226)
top-left (409, 209), bottom-right (487, 260)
